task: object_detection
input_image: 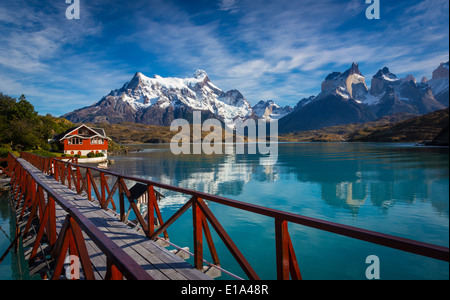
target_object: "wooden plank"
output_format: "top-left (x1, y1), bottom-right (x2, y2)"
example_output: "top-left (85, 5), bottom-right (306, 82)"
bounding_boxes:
top-left (70, 198), bottom-right (202, 280)
top-left (53, 192), bottom-right (105, 280)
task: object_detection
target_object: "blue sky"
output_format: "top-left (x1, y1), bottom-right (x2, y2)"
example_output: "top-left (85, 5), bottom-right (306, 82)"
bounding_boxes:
top-left (0, 0), bottom-right (448, 116)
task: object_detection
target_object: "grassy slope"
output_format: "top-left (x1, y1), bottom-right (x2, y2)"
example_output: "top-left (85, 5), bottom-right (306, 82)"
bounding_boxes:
top-left (278, 112), bottom-right (418, 142)
top-left (85, 122), bottom-right (176, 144)
top-left (349, 108), bottom-right (449, 143)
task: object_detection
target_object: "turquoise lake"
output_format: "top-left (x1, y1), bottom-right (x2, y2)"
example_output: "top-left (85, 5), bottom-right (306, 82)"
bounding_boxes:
top-left (0, 142), bottom-right (448, 280)
top-left (0, 192), bottom-right (13, 280)
top-left (107, 142), bottom-right (449, 280)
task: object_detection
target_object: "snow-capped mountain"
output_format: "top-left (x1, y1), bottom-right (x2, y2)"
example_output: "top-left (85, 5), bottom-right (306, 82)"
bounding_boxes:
top-left (310, 61), bottom-right (446, 114)
top-left (316, 62), bottom-right (369, 102)
top-left (63, 63), bottom-right (448, 134)
top-left (369, 67), bottom-right (399, 97)
top-left (363, 65), bottom-right (446, 117)
top-left (279, 62), bottom-right (448, 133)
top-left (252, 100), bottom-right (293, 121)
top-left (279, 63), bottom-right (378, 132)
top-left (62, 70), bottom-right (253, 127)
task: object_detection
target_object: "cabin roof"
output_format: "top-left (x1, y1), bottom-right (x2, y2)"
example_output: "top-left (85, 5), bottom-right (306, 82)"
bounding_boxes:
top-left (53, 124), bottom-right (111, 141)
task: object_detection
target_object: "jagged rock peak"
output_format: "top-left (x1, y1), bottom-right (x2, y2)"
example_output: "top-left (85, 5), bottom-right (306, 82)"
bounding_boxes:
top-left (373, 67), bottom-right (398, 81)
top-left (319, 62), bottom-right (368, 101)
top-left (126, 72), bottom-right (145, 89)
top-left (324, 62), bottom-right (363, 80)
top-left (401, 74), bottom-right (417, 84)
top-left (432, 61), bottom-right (449, 80)
top-left (370, 66), bottom-right (399, 96)
top-left (325, 72), bottom-right (343, 80)
top-left (343, 62), bottom-right (362, 77)
top-left (193, 69), bottom-right (209, 80)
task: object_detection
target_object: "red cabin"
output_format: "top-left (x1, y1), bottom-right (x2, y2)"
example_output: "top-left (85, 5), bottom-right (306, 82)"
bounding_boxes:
top-left (53, 124), bottom-right (111, 157)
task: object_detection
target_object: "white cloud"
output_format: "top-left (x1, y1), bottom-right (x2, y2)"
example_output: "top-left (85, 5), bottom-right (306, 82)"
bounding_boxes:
top-left (218, 0), bottom-right (239, 13)
top-left (345, 0), bottom-right (365, 17)
top-left (386, 53), bottom-right (450, 79)
top-left (0, 0), bottom-right (448, 113)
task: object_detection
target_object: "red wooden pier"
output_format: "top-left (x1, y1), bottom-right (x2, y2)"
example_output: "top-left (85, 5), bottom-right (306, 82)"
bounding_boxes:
top-left (0, 152), bottom-right (448, 280)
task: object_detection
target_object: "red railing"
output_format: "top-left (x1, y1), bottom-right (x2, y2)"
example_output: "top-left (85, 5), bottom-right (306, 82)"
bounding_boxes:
top-left (4, 153), bottom-right (154, 280)
top-left (13, 152), bottom-right (450, 279)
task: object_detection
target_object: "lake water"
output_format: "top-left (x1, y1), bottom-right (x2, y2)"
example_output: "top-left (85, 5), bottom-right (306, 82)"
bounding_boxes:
top-left (0, 143), bottom-right (447, 280)
top-left (0, 191), bottom-right (35, 280)
top-left (107, 143), bottom-right (449, 280)
top-left (0, 192), bottom-right (13, 280)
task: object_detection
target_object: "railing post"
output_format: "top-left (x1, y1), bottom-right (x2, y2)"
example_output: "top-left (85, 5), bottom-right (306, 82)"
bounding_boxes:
top-left (86, 169), bottom-right (92, 201)
top-left (118, 178), bottom-right (125, 222)
top-left (202, 214), bottom-right (220, 267)
top-left (147, 186), bottom-right (168, 240)
top-left (19, 175), bottom-right (35, 221)
top-left (66, 164), bottom-right (72, 189)
top-left (52, 215), bottom-right (95, 280)
top-left (54, 159), bottom-right (59, 181)
top-left (193, 197), bottom-right (203, 270)
top-left (15, 170), bottom-right (27, 210)
top-left (147, 185), bottom-right (155, 235)
top-left (87, 169), bottom-right (101, 203)
top-left (196, 198), bottom-right (260, 280)
top-left (100, 173), bottom-right (106, 208)
top-left (76, 167), bottom-right (81, 194)
top-left (275, 219), bottom-right (301, 280)
top-left (106, 259), bottom-right (123, 280)
top-left (61, 163), bottom-right (66, 185)
top-left (69, 217), bottom-right (95, 280)
top-left (23, 184), bottom-right (42, 237)
top-left (275, 218), bottom-right (290, 280)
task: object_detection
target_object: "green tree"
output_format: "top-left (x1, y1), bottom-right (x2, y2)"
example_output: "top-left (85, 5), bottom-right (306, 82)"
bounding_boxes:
top-left (10, 94), bottom-right (38, 121)
top-left (1, 92), bottom-right (74, 152)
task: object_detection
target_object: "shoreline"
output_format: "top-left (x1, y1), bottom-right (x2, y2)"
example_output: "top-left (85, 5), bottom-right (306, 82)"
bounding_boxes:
top-left (119, 141), bottom-right (449, 146)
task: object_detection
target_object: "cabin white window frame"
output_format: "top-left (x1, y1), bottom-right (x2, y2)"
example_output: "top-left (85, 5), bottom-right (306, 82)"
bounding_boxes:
top-left (68, 137), bottom-right (83, 145)
top-left (91, 137), bottom-right (104, 145)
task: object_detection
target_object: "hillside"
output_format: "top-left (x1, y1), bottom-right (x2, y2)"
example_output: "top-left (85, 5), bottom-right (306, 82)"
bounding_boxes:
top-left (86, 109), bottom-right (448, 146)
top-left (84, 122), bottom-right (176, 144)
top-left (349, 108), bottom-right (449, 144)
top-left (278, 112), bottom-right (417, 142)
top-left (84, 122), bottom-right (241, 144)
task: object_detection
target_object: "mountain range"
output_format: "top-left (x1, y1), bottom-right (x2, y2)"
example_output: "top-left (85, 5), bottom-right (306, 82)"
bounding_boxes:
top-left (63, 70), bottom-right (254, 128)
top-left (278, 62), bottom-right (448, 133)
top-left (62, 62), bottom-right (449, 133)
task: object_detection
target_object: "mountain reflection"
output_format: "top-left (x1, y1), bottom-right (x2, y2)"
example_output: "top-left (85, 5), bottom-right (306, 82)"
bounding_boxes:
top-left (109, 143), bottom-right (449, 216)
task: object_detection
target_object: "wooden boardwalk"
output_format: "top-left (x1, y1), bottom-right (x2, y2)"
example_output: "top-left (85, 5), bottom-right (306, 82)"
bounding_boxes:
top-left (5, 152), bottom-right (447, 280)
top-left (14, 158), bottom-right (211, 280)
